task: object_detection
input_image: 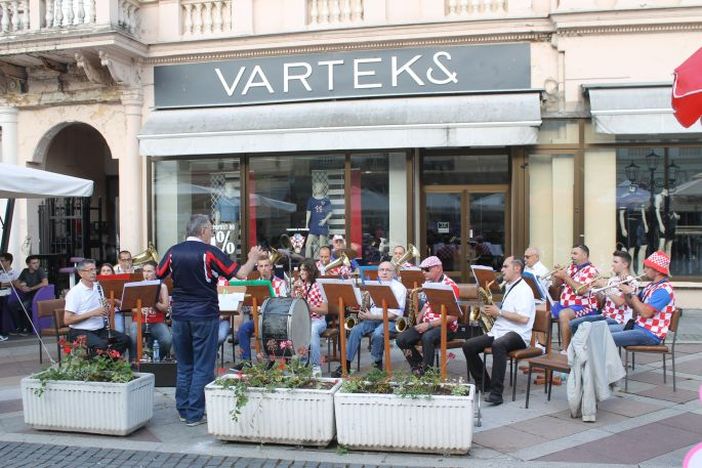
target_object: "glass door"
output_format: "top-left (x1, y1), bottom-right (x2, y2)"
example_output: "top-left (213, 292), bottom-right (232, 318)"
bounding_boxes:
top-left (424, 186), bottom-right (508, 282)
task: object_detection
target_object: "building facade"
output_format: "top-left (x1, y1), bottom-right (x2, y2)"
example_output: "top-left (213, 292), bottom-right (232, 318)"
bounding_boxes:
top-left (1, 0), bottom-right (701, 299)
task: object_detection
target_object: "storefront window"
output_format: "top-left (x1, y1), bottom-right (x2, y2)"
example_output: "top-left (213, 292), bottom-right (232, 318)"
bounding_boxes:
top-left (616, 147), bottom-right (702, 277)
top-left (249, 154), bottom-right (345, 259)
top-left (152, 157), bottom-right (241, 256)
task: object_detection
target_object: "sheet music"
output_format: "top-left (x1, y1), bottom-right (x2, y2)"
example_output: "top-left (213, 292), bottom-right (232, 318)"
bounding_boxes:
top-left (317, 278), bottom-right (362, 305)
top-left (218, 292), bottom-right (245, 312)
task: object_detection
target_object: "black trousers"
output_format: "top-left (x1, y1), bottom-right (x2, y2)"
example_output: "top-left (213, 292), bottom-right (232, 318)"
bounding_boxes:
top-left (9, 298), bottom-right (33, 332)
top-left (462, 331), bottom-right (526, 397)
top-left (68, 327), bottom-right (131, 359)
top-left (396, 326), bottom-right (455, 369)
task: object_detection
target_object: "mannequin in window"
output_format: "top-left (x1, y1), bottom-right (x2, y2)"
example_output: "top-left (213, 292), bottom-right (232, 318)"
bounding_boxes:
top-left (618, 205), bottom-right (647, 274)
top-left (654, 188), bottom-right (679, 257)
top-left (214, 180), bottom-right (240, 225)
top-left (305, 182), bottom-right (332, 258)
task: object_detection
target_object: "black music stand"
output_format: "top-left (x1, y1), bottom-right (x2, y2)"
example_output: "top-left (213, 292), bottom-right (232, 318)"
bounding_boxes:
top-left (364, 281), bottom-right (400, 375)
top-left (422, 284), bottom-right (461, 381)
top-left (318, 279), bottom-right (361, 377)
top-left (121, 280), bottom-right (160, 363)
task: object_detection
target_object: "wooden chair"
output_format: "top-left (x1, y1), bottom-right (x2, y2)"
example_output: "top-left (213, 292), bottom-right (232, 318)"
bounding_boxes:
top-left (321, 318), bottom-right (339, 374)
top-left (624, 308), bottom-right (682, 392)
top-left (482, 306), bottom-right (551, 401)
top-left (524, 308), bottom-right (571, 408)
top-left (37, 298), bottom-right (67, 364)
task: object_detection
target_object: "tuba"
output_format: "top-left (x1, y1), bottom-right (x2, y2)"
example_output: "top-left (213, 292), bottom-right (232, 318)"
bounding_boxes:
top-left (324, 252), bottom-right (351, 274)
top-left (268, 248), bottom-right (283, 265)
top-left (474, 280), bottom-right (497, 333)
top-left (132, 242), bottom-right (159, 267)
top-left (391, 243), bottom-right (419, 267)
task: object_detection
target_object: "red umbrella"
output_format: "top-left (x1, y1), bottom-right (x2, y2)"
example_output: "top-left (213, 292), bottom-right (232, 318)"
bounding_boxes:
top-left (672, 47), bottom-right (702, 128)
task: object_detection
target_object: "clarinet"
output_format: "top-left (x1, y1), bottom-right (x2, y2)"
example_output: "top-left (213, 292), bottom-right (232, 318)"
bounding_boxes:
top-left (94, 281), bottom-right (115, 344)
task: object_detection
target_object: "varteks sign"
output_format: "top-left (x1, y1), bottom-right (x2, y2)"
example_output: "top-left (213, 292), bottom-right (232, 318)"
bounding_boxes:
top-left (154, 43), bottom-right (530, 109)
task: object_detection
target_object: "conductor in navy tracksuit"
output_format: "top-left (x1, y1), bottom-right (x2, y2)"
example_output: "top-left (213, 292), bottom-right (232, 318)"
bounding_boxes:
top-left (157, 214), bottom-right (263, 426)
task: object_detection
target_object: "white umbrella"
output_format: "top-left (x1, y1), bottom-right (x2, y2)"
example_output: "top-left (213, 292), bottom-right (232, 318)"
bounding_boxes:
top-left (0, 162), bottom-right (93, 198)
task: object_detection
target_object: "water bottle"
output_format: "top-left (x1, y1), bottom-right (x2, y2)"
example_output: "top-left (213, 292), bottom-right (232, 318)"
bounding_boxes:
top-left (152, 340), bottom-right (160, 363)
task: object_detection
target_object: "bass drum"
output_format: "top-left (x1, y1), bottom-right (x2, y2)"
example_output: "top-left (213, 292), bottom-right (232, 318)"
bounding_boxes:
top-left (258, 297), bottom-right (311, 356)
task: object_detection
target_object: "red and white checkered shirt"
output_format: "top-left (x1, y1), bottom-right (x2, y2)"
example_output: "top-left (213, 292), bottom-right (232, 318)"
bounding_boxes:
top-left (316, 260), bottom-right (350, 278)
top-left (298, 281), bottom-right (325, 320)
top-left (601, 275), bottom-right (635, 325)
top-left (636, 279), bottom-right (676, 340)
top-left (270, 276), bottom-right (288, 297)
top-left (421, 275), bottom-right (460, 332)
top-left (559, 262), bottom-right (599, 318)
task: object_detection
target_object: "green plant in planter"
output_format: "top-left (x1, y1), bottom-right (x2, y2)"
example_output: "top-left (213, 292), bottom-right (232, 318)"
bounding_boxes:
top-left (34, 335), bottom-right (134, 396)
top-left (341, 368), bottom-right (470, 398)
top-left (214, 355), bottom-right (330, 422)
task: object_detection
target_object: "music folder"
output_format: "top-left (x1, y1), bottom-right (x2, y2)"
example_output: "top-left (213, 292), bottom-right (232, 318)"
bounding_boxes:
top-left (217, 285), bottom-right (246, 313)
top-left (470, 265), bottom-right (501, 293)
top-left (120, 280), bottom-right (160, 310)
top-left (422, 283), bottom-right (461, 317)
top-left (363, 281), bottom-right (400, 310)
top-left (317, 278), bottom-right (361, 314)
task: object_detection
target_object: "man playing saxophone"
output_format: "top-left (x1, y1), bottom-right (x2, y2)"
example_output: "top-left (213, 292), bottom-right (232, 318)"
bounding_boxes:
top-left (396, 256), bottom-right (459, 376)
top-left (332, 261), bottom-right (406, 377)
top-left (569, 250), bottom-right (636, 336)
top-left (551, 244), bottom-right (599, 351)
top-left (462, 257), bottom-right (535, 406)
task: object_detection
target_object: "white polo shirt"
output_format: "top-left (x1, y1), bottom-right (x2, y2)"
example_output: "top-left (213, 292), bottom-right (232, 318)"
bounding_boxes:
top-left (65, 281), bottom-right (105, 331)
top-left (488, 277), bottom-right (536, 345)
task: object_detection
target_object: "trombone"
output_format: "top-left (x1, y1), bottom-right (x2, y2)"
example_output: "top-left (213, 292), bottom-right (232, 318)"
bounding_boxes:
top-left (575, 272), bottom-right (612, 294)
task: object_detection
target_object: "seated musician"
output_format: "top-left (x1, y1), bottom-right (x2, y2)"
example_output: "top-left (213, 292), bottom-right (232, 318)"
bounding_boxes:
top-left (396, 256), bottom-right (459, 376)
top-left (63, 259), bottom-right (130, 357)
top-left (231, 257), bottom-right (289, 370)
top-left (392, 245), bottom-right (415, 268)
top-left (462, 257), bottom-right (535, 405)
top-left (570, 250), bottom-right (635, 336)
top-left (316, 245), bottom-right (350, 277)
top-left (551, 244), bottom-right (599, 351)
top-left (292, 259), bottom-right (328, 375)
top-left (332, 261), bottom-right (407, 377)
top-left (611, 251), bottom-right (675, 347)
top-left (523, 247), bottom-right (550, 292)
top-left (128, 260), bottom-right (172, 360)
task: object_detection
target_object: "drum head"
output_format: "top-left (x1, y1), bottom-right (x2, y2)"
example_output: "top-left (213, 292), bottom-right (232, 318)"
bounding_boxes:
top-left (288, 298), bottom-right (311, 353)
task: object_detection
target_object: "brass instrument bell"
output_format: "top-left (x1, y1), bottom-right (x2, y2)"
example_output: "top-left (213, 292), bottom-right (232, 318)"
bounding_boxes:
top-left (391, 243), bottom-right (419, 267)
top-left (132, 242), bottom-right (159, 266)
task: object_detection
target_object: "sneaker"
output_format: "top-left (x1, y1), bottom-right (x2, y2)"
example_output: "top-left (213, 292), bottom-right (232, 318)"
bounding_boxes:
top-left (331, 365), bottom-right (343, 378)
top-left (484, 393), bottom-right (503, 406)
top-left (372, 360), bottom-right (383, 370)
top-left (8, 329), bottom-right (20, 336)
top-left (0, 335), bottom-right (8, 342)
top-left (229, 361), bottom-right (251, 372)
top-left (178, 416), bottom-right (186, 422)
top-left (18, 329), bottom-right (30, 337)
top-left (185, 416), bottom-right (207, 427)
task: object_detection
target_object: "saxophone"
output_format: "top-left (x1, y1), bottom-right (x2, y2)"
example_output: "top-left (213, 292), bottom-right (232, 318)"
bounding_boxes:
top-left (397, 287), bottom-right (422, 332)
top-left (345, 291), bottom-right (370, 330)
top-left (473, 280), bottom-right (497, 333)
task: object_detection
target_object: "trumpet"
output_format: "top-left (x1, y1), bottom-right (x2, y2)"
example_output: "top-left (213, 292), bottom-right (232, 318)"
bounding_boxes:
top-left (590, 274), bottom-right (645, 295)
top-left (540, 260), bottom-right (572, 281)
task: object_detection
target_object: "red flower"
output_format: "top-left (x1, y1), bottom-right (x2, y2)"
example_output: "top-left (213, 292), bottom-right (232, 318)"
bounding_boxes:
top-left (447, 352), bottom-right (456, 361)
top-left (108, 349), bottom-right (121, 359)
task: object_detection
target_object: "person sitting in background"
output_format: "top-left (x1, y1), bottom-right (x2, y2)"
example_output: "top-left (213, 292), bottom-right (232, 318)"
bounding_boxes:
top-left (9, 255), bottom-right (48, 336)
top-left (99, 263), bottom-right (115, 276)
top-left (291, 259), bottom-right (328, 376)
top-left (129, 261), bottom-right (172, 361)
top-left (113, 250), bottom-right (134, 274)
top-left (0, 252), bottom-right (20, 341)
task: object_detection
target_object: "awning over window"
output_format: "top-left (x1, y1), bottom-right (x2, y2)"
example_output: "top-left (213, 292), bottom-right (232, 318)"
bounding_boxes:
top-left (138, 93), bottom-right (542, 156)
top-left (586, 84), bottom-right (702, 135)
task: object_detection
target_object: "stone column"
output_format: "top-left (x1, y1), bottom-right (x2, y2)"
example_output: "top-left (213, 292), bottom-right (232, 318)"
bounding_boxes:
top-left (0, 106), bottom-right (22, 257)
top-left (119, 89), bottom-right (144, 252)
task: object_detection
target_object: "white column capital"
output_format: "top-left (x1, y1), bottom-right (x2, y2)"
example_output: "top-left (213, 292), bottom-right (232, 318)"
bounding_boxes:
top-left (0, 106), bottom-right (19, 124)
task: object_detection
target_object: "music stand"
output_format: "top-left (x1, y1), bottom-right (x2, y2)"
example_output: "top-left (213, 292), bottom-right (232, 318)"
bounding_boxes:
top-left (400, 269), bottom-right (424, 290)
top-left (364, 281), bottom-right (400, 376)
top-left (318, 279), bottom-right (361, 377)
top-left (218, 285), bottom-right (246, 314)
top-left (471, 265), bottom-right (501, 293)
top-left (523, 272), bottom-right (552, 305)
top-left (423, 283), bottom-right (461, 381)
top-left (120, 280), bottom-right (161, 363)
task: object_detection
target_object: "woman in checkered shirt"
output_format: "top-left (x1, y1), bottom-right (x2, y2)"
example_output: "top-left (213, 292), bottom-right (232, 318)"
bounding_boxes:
top-left (292, 260), bottom-right (329, 374)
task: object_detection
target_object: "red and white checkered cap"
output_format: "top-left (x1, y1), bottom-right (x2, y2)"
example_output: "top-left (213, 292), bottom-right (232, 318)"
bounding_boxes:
top-left (644, 250), bottom-right (670, 276)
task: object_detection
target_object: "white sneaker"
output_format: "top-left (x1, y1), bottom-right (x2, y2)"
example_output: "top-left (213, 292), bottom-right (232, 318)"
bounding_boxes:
top-left (0, 335), bottom-right (7, 342)
top-left (312, 366), bottom-right (322, 378)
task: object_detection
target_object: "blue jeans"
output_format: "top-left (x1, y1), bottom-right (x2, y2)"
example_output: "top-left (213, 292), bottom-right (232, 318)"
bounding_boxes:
top-left (129, 322), bottom-right (172, 359)
top-left (238, 320), bottom-right (255, 361)
top-left (113, 311), bottom-right (125, 333)
top-left (172, 318), bottom-right (219, 423)
top-left (346, 320), bottom-right (397, 363)
top-left (309, 318), bottom-right (327, 367)
top-left (570, 315), bottom-right (619, 335)
top-left (217, 319), bottom-right (230, 347)
top-left (610, 325), bottom-right (661, 347)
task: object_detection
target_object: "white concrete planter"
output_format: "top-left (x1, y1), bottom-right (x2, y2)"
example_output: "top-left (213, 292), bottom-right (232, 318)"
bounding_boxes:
top-left (205, 377), bottom-right (341, 446)
top-left (334, 384), bottom-right (474, 454)
top-left (21, 372), bottom-right (154, 436)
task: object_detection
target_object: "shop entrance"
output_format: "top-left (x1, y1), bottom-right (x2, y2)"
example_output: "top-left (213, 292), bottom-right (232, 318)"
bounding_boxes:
top-left (423, 185), bottom-right (509, 283)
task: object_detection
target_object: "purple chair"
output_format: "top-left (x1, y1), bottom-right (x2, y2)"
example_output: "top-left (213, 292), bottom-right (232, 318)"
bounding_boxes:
top-left (4, 285), bottom-right (56, 334)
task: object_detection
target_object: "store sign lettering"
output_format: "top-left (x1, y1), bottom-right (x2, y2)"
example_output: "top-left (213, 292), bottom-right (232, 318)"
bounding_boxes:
top-left (154, 43), bottom-right (530, 108)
